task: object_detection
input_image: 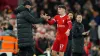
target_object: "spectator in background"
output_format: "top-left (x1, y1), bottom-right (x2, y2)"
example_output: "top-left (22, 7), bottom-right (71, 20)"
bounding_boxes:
top-left (31, 0), bottom-right (37, 8)
top-left (90, 46), bottom-right (99, 56)
top-left (1, 22), bottom-right (14, 36)
top-left (82, 9), bottom-right (91, 31)
top-left (0, 20), bottom-right (3, 36)
top-left (91, 10), bottom-right (100, 45)
top-left (98, 47), bottom-right (100, 56)
top-left (82, 0), bottom-right (93, 31)
top-left (64, 2), bottom-right (71, 14)
top-left (84, 37), bottom-right (92, 56)
top-left (35, 28), bottom-right (49, 56)
top-left (31, 6), bottom-right (38, 18)
top-left (89, 20), bottom-right (99, 45)
top-left (73, 2), bottom-right (82, 14)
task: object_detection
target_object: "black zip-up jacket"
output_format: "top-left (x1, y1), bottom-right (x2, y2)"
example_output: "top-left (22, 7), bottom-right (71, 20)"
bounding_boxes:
top-left (15, 6), bottom-right (45, 47)
top-left (72, 21), bottom-right (84, 53)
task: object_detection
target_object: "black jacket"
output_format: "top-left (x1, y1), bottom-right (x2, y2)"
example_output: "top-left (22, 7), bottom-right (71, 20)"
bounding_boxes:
top-left (72, 21), bottom-right (84, 53)
top-left (16, 7), bottom-right (45, 47)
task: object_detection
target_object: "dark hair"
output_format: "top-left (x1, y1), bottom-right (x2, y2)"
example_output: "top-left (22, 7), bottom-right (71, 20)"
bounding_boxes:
top-left (23, 1), bottom-right (32, 6)
top-left (74, 12), bottom-right (82, 18)
top-left (68, 11), bottom-right (74, 15)
top-left (58, 5), bottom-right (66, 10)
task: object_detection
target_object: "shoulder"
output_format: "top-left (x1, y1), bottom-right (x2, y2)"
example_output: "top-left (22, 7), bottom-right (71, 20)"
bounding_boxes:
top-left (54, 15), bottom-right (59, 18)
top-left (21, 11), bottom-right (28, 14)
top-left (65, 15), bottom-right (70, 20)
top-left (20, 11), bottom-right (31, 16)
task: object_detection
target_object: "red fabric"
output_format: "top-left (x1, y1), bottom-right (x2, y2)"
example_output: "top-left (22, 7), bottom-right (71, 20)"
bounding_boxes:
top-left (11, 14), bottom-right (16, 19)
top-left (48, 14), bottom-right (72, 52)
top-left (47, 15), bottom-right (72, 35)
top-left (84, 42), bottom-right (92, 56)
top-left (0, 0), bottom-right (18, 11)
top-left (52, 34), bottom-right (68, 52)
top-left (87, 42), bottom-right (92, 49)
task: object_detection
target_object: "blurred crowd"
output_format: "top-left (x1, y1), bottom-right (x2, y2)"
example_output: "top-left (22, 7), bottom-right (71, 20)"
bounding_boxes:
top-left (0, 0), bottom-right (100, 56)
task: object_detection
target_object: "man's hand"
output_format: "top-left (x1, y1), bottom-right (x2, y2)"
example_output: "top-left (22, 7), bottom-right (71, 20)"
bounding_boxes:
top-left (65, 29), bottom-right (70, 36)
top-left (41, 13), bottom-right (51, 21)
top-left (82, 31), bottom-right (89, 35)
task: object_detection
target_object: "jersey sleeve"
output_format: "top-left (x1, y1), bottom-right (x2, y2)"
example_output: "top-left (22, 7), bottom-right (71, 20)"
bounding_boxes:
top-left (66, 16), bottom-right (72, 30)
top-left (47, 15), bottom-right (57, 25)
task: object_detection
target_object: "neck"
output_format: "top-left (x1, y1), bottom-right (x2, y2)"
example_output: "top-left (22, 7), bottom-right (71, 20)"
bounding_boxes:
top-left (60, 13), bottom-right (66, 16)
top-left (76, 21), bottom-right (81, 23)
top-left (25, 8), bottom-right (30, 12)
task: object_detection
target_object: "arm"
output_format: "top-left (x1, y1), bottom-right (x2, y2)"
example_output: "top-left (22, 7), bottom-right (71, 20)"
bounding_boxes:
top-left (45, 15), bottom-right (57, 25)
top-left (24, 11), bottom-right (45, 24)
top-left (67, 16), bottom-right (72, 30)
top-left (65, 16), bottom-right (72, 36)
top-left (47, 19), bottom-right (56, 25)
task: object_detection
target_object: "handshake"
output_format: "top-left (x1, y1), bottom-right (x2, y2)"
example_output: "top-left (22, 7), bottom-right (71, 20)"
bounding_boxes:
top-left (40, 13), bottom-right (51, 21)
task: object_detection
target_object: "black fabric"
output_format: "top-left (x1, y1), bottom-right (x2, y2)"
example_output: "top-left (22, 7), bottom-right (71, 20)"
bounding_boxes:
top-left (64, 40), bottom-right (72, 56)
top-left (68, 29), bottom-right (73, 40)
top-left (8, 23), bottom-right (13, 30)
top-left (72, 21), bottom-right (84, 53)
top-left (72, 52), bottom-right (83, 56)
top-left (35, 38), bottom-right (49, 55)
top-left (16, 6), bottom-right (45, 47)
top-left (23, 1), bottom-right (32, 6)
top-left (90, 27), bottom-right (99, 45)
top-left (0, 53), bottom-right (7, 56)
top-left (18, 46), bottom-right (34, 56)
top-left (0, 36), bottom-right (3, 49)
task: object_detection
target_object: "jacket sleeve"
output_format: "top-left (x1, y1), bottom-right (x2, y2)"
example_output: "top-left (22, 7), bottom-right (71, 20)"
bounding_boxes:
top-left (24, 11), bottom-right (45, 24)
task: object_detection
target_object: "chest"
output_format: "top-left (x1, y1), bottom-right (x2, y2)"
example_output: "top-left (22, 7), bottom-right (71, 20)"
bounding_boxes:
top-left (56, 17), bottom-right (67, 24)
top-left (76, 24), bottom-right (84, 32)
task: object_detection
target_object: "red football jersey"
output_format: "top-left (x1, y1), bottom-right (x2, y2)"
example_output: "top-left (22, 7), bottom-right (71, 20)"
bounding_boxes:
top-left (47, 15), bottom-right (72, 35)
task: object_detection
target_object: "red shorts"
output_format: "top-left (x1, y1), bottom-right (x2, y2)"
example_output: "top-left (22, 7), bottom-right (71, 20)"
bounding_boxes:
top-left (52, 34), bottom-right (68, 52)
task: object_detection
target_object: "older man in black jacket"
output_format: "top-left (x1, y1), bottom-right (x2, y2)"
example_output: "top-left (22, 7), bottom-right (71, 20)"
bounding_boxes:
top-left (15, 1), bottom-right (48, 56)
top-left (72, 14), bottom-right (88, 56)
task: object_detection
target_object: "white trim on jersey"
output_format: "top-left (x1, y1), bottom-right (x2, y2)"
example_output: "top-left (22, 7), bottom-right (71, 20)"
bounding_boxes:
top-left (52, 19), bottom-right (56, 22)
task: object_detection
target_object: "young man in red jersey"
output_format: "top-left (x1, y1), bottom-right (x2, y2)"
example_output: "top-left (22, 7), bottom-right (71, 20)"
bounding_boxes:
top-left (43, 5), bottom-right (72, 56)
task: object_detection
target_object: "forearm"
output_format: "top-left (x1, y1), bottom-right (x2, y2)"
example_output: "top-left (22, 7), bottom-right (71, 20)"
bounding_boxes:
top-left (67, 21), bottom-right (72, 30)
top-left (46, 19), bottom-right (55, 25)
